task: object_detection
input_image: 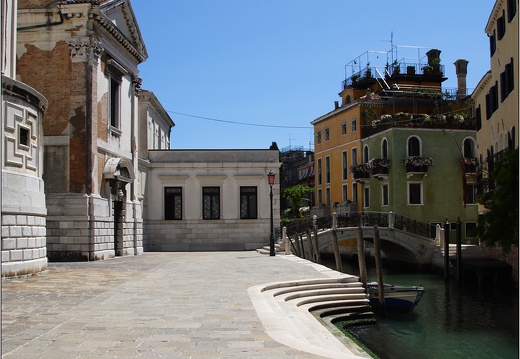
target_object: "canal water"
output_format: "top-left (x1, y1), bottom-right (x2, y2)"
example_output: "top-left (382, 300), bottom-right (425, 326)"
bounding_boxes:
top-left (323, 256), bottom-right (519, 359)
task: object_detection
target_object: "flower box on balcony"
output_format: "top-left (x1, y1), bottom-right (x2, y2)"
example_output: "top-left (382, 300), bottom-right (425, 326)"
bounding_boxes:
top-left (406, 164), bottom-right (429, 173)
top-left (371, 166), bottom-right (389, 178)
top-left (353, 170), bottom-right (370, 180)
top-left (464, 163), bottom-right (477, 174)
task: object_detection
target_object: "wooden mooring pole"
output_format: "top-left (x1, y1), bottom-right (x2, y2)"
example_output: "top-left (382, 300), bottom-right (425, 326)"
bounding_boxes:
top-left (444, 219), bottom-right (450, 282)
top-left (456, 218), bottom-right (462, 283)
top-left (357, 224), bottom-right (367, 287)
top-left (306, 227), bottom-right (315, 262)
top-left (373, 225), bottom-right (386, 316)
top-left (331, 213), bottom-right (342, 272)
top-left (312, 215), bottom-right (321, 264)
top-left (293, 233), bottom-right (301, 257)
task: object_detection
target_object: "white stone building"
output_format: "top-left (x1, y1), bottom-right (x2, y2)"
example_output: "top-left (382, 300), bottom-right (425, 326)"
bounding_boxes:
top-left (2, 0), bottom-right (48, 276)
top-left (143, 150), bottom-right (280, 251)
top-left (2, 0), bottom-right (281, 278)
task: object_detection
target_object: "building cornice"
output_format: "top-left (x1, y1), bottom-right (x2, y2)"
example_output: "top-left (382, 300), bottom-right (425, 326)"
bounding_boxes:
top-left (485, 0), bottom-right (505, 35)
top-left (471, 70), bottom-right (492, 99)
top-left (91, 12), bottom-right (146, 63)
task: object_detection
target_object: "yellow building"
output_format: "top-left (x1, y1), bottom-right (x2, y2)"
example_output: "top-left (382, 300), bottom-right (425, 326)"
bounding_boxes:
top-left (312, 47), bottom-right (465, 213)
top-left (472, 0), bottom-right (518, 213)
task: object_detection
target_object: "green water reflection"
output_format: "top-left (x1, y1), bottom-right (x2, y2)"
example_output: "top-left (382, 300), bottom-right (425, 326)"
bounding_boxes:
top-left (328, 258), bottom-right (519, 359)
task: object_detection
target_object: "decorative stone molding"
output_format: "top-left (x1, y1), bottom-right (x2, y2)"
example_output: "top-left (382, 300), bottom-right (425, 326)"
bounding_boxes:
top-left (132, 76), bottom-right (142, 95)
top-left (68, 37), bottom-right (104, 63)
top-left (92, 13), bottom-right (146, 63)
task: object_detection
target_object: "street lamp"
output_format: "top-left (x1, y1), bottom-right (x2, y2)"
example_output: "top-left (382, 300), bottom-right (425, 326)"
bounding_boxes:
top-left (267, 170), bottom-right (276, 256)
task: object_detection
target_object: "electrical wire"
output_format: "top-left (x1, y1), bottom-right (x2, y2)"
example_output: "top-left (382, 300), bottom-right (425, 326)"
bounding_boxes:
top-left (167, 110), bottom-right (312, 129)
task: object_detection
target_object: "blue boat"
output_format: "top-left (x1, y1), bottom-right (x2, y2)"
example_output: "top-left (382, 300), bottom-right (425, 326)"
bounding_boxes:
top-left (366, 282), bottom-right (425, 312)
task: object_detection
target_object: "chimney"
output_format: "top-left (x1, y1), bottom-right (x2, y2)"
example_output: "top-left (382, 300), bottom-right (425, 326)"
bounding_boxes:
top-left (334, 101), bottom-right (339, 109)
top-left (454, 59), bottom-right (469, 98)
top-left (426, 49), bottom-right (441, 65)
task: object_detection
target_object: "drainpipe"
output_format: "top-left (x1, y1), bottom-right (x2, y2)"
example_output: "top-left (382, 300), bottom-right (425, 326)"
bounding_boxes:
top-left (131, 76), bottom-right (139, 254)
top-left (85, 11), bottom-right (96, 261)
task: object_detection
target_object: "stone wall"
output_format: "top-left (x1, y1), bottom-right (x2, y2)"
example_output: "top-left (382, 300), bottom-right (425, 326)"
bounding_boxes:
top-left (143, 219), bottom-right (270, 251)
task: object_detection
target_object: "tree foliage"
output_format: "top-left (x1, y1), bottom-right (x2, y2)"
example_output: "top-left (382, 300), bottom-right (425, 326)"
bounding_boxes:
top-left (283, 185), bottom-right (313, 218)
top-left (476, 148), bottom-right (519, 253)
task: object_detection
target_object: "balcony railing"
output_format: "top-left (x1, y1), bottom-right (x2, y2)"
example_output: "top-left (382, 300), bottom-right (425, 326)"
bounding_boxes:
top-left (353, 169), bottom-right (370, 180)
top-left (405, 164), bottom-right (429, 174)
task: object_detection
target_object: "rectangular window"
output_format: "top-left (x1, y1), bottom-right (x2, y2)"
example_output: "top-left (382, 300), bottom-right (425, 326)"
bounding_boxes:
top-left (342, 151), bottom-right (348, 180)
top-left (363, 187), bottom-right (370, 208)
top-left (316, 131), bottom-right (322, 144)
top-left (351, 117), bottom-right (357, 132)
top-left (486, 82), bottom-right (499, 119)
top-left (317, 189), bottom-right (322, 206)
top-left (341, 121), bottom-right (347, 135)
top-left (465, 183), bottom-right (476, 204)
top-left (240, 186), bottom-right (257, 219)
top-left (317, 158), bottom-right (322, 185)
top-left (326, 187), bottom-right (331, 206)
top-left (352, 148), bottom-right (358, 165)
top-left (164, 187), bottom-right (182, 220)
top-left (466, 222), bottom-right (478, 237)
top-left (382, 184), bottom-right (389, 206)
top-left (19, 127), bottom-right (30, 147)
top-left (109, 75), bottom-right (121, 128)
top-left (325, 128), bottom-right (330, 141)
top-left (352, 183), bottom-right (358, 204)
top-left (508, 0), bottom-right (517, 22)
top-left (501, 58), bottom-right (515, 102)
top-left (490, 29), bottom-right (496, 57)
top-left (497, 11), bottom-right (506, 40)
top-left (408, 182), bottom-right (422, 205)
top-left (342, 184), bottom-right (348, 203)
top-left (476, 105), bottom-right (482, 130)
top-left (203, 187), bottom-right (220, 219)
top-left (325, 156), bottom-right (330, 184)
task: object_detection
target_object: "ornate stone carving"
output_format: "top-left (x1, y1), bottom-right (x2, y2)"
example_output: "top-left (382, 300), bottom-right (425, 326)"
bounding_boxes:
top-left (68, 38), bottom-right (104, 63)
top-left (132, 76), bottom-right (142, 95)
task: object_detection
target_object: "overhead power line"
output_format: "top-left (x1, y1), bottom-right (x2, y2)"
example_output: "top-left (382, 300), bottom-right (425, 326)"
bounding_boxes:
top-left (167, 110), bottom-right (312, 129)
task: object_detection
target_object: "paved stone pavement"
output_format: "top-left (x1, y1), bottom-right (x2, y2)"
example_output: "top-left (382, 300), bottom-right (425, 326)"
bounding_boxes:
top-left (1, 252), bottom-right (370, 358)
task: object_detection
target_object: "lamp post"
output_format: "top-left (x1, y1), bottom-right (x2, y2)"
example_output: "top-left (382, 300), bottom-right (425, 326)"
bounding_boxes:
top-left (267, 170), bottom-right (276, 256)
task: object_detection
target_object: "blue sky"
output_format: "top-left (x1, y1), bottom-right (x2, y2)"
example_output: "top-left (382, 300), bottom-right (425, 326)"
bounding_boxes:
top-left (132, 1), bottom-right (493, 150)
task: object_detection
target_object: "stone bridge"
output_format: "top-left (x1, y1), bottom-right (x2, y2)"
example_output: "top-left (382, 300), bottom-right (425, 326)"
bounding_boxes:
top-left (280, 212), bottom-right (438, 267)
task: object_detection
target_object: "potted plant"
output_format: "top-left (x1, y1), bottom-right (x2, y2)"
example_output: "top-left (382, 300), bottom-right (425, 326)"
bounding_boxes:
top-left (431, 58), bottom-right (442, 75)
top-left (392, 60), bottom-right (400, 75)
top-left (402, 156), bottom-right (434, 173)
top-left (350, 73), bottom-right (360, 84)
top-left (407, 65), bottom-right (415, 75)
top-left (365, 67), bottom-right (372, 78)
top-left (422, 65), bottom-right (432, 75)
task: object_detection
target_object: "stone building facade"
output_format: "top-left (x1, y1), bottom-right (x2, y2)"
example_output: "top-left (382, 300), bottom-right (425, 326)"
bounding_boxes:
top-left (143, 150), bottom-right (280, 251)
top-left (3, 0), bottom-right (280, 277)
top-left (2, 0), bottom-right (48, 276)
top-left (16, 0), bottom-right (147, 261)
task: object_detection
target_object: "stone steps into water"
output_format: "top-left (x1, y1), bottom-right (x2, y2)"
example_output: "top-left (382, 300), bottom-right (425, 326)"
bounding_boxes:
top-left (259, 277), bottom-right (374, 327)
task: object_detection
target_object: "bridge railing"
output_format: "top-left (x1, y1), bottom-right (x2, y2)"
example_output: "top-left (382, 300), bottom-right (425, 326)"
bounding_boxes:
top-left (276, 211), bottom-right (436, 240)
top-left (393, 213), bottom-right (435, 238)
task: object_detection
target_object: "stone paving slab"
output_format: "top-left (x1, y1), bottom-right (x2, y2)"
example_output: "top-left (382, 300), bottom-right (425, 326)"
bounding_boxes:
top-left (1, 252), bottom-right (369, 358)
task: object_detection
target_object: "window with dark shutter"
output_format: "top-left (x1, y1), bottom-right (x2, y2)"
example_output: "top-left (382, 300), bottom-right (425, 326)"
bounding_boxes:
top-left (240, 187), bottom-right (257, 219)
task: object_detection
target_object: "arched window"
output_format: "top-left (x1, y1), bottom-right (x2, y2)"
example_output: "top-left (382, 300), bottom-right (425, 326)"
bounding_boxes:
top-left (463, 138), bottom-right (476, 158)
top-left (381, 138), bottom-right (388, 159)
top-left (363, 145), bottom-right (369, 163)
top-left (407, 136), bottom-right (421, 156)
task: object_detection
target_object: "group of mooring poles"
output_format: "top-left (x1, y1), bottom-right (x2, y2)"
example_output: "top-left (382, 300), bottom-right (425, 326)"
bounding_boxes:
top-left (357, 223), bottom-right (386, 316)
top-left (444, 217), bottom-right (463, 283)
top-left (283, 213), bottom-right (387, 316)
top-left (285, 216), bottom-right (322, 264)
